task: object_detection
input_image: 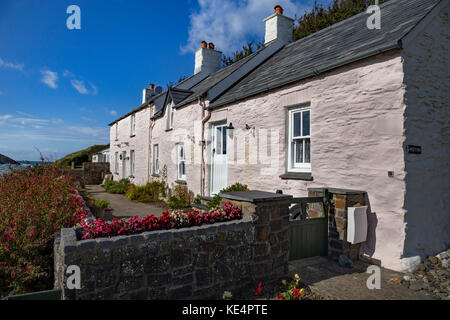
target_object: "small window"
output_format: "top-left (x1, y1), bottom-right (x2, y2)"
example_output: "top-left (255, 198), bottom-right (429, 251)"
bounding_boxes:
top-left (167, 102), bottom-right (174, 130)
top-left (153, 145), bottom-right (159, 174)
top-left (177, 144), bottom-right (186, 180)
top-left (288, 107), bottom-right (311, 172)
top-left (130, 150), bottom-right (135, 176)
top-left (115, 123), bottom-right (118, 141)
top-left (114, 152), bottom-right (119, 173)
top-left (130, 114), bottom-right (136, 136)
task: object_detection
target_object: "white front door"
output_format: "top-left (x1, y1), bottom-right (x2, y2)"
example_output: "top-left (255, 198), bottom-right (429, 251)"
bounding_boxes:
top-left (211, 124), bottom-right (227, 195)
top-left (122, 151), bottom-right (127, 179)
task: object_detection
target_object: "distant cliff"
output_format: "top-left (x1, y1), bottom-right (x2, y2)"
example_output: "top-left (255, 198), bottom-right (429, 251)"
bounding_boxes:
top-left (0, 153), bottom-right (19, 165)
top-left (55, 144), bottom-right (109, 168)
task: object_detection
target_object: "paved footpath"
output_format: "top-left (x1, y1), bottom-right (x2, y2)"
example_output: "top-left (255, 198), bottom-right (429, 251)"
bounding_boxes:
top-left (85, 185), bottom-right (168, 219)
top-left (288, 256), bottom-right (434, 300)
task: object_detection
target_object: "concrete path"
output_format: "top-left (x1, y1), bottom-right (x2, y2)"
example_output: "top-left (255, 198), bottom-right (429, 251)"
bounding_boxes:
top-left (85, 185), bottom-right (168, 219)
top-left (288, 256), bottom-right (433, 300)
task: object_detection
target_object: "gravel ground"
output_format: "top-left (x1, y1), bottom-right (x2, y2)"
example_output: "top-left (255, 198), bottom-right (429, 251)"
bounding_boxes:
top-left (392, 249), bottom-right (450, 300)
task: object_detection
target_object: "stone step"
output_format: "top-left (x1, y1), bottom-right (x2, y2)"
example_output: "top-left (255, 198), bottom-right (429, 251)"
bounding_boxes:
top-left (191, 203), bottom-right (208, 211)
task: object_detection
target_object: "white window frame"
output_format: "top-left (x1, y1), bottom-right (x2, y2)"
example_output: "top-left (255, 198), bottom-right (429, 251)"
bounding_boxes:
top-left (130, 114), bottom-right (136, 136)
top-left (153, 144), bottom-right (159, 174)
top-left (114, 151), bottom-right (119, 173)
top-left (176, 143), bottom-right (186, 181)
top-left (130, 150), bottom-right (135, 177)
top-left (288, 106), bottom-right (311, 173)
top-left (166, 101), bottom-right (174, 130)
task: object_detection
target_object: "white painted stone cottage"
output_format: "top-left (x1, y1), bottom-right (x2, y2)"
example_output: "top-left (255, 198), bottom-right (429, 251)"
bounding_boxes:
top-left (109, 0), bottom-right (449, 272)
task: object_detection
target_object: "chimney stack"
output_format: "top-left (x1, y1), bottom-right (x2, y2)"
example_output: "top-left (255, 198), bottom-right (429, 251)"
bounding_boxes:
top-left (194, 41), bottom-right (222, 75)
top-left (142, 83), bottom-right (156, 104)
top-left (264, 5), bottom-right (294, 45)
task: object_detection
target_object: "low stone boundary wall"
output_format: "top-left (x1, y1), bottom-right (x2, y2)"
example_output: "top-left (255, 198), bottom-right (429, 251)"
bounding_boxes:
top-left (54, 191), bottom-right (291, 300)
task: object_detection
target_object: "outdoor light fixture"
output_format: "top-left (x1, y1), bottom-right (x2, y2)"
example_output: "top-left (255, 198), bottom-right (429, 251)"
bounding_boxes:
top-left (227, 122), bottom-right (234, 138)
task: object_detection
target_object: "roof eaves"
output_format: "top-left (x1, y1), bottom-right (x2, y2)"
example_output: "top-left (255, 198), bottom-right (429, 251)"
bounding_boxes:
top-left (108, 101), bottom-right (152, 126)
top-left (207, 40), bottom-right (286, 104)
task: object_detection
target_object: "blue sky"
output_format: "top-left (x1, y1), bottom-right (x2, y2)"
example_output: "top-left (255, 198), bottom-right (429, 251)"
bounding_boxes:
top-left (0, 0), bottom-right (321, 161)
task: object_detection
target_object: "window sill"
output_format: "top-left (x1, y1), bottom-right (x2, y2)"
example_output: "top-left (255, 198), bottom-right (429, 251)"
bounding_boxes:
top-left (280, 172), bottom-right (313, 181)
top-left (130, 134), bottom-right (136, 138)
top-left (165, 128), bottom-right (173, 132)
top-left (175, 180), bottom-right (187, 185)
top-left (151, 174), bottom-right (160, 177)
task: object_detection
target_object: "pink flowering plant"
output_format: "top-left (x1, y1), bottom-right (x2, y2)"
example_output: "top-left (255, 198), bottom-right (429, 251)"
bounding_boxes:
top-left (81, 202), bottom-right (242, 239)
top-left (0, 164), bottom-right (90, 298)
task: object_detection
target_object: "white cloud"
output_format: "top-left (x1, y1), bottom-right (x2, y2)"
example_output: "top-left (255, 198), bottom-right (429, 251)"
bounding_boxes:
top-left (71, 79), bottom-right (89, 94)
top-left (181, 0), bottom-right (310, 54)
top-left (40, 69), bottom-right (58, 89)
top-left (0, 114), bottom-right (13, 122)
top-left (0, 57), bottom-right (24, 71)
top-left (62, 69), bottom-right (74, 77)
top-left (81, 116), bottom-right (97, 123)
top-left (70, 79), bottom-right (98, 95)
top-left (105, 108), bottom-right (118, 117)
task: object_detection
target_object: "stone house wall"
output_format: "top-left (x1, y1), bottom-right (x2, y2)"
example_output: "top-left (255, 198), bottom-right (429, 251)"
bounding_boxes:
top-left (109, 106), bottom-right (150, 186)
top-left (400, 3), bottom-right (450, 268)
top-left (203, 51), bottom-right (407, 271)
top-left (148, 51), bottom-right (408, 271)
top-left (149, 101), bottom-right (204, 197)
top-left (54, 192), bottom-right (291, 300)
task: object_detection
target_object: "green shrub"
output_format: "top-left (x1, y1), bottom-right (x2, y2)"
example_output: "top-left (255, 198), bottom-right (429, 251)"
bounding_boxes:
top-left (94, 200), bottom-right (110, 208)
top-left (207, 183), bottom-right (249, 209)
top-left (109, 183), bottom-right (130, 194)
top-left (166, 184), bottom-right (194, 209)
top-left (103, 180), bottom-right (117, 192)
top-left (104, 179), bottom-right (132, 194)
top-left (166, 196), bottom-right (189, 209)
top-left (125, 181), bottom-right (166, 202)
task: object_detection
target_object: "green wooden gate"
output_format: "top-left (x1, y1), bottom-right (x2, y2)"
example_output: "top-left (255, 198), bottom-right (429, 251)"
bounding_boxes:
top-left (289, 193), bottom-right (329, 261)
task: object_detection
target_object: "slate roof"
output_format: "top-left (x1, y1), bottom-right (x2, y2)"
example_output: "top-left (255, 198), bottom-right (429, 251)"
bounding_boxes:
top-left (173, 41), bottom-right (284, 109)
top-left (109, 70), bottom-right (208, 125)
top-left (208, 0), bottom-right (442, 109)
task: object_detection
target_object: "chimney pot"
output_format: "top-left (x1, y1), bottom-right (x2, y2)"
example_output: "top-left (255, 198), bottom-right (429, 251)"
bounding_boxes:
top-left (264, 5), bottom-right (293, 45)
top-left (149, 83), bottom-right (155, 90)
top-left (274, 5), bottom-right (283, 15)
top-left (208, 42), bottom-right (215, 50)
top-left (201, 41), bottom-right (207, 49)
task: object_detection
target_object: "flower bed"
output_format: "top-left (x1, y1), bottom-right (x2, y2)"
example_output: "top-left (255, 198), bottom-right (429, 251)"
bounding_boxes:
top-left (0, 164), bottom-right (90, 298)
top-left (80, 201), bottom-right (242, 240)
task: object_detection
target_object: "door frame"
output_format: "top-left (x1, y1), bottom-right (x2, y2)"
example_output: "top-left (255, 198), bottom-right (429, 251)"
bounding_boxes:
top-left (209, 122), bottom-right (228, 196)
top-left (122, 151), bottom-right (127, 179)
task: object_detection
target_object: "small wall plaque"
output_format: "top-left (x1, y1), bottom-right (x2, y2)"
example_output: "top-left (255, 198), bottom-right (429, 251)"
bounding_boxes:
top-left (406, 145), bottom-right (422, 154)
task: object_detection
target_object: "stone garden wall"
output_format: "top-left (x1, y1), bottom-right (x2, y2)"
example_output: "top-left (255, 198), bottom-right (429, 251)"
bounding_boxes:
top-left (81, 162), bottom-right (110, 185)
top-left (54, 191), bottom-right (291, 300)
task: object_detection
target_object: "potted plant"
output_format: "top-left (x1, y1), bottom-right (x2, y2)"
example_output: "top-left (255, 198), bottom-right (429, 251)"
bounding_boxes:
top-left (84, 194), bottom-right (94, 207)
top-left (91, 200), bottom-right (110, 219)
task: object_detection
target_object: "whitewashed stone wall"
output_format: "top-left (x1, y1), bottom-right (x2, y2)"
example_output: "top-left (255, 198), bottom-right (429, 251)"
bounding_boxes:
top-left (207, 52), bottom-right (408, 271)
top-left (149, 101), bottom-right (204, 196)
top-left (109, 107), bottom-right (150, 186)
top-left (149, 52), bottom-right (407, 270)
top-left (401, 5), bottom-right (450, 268)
